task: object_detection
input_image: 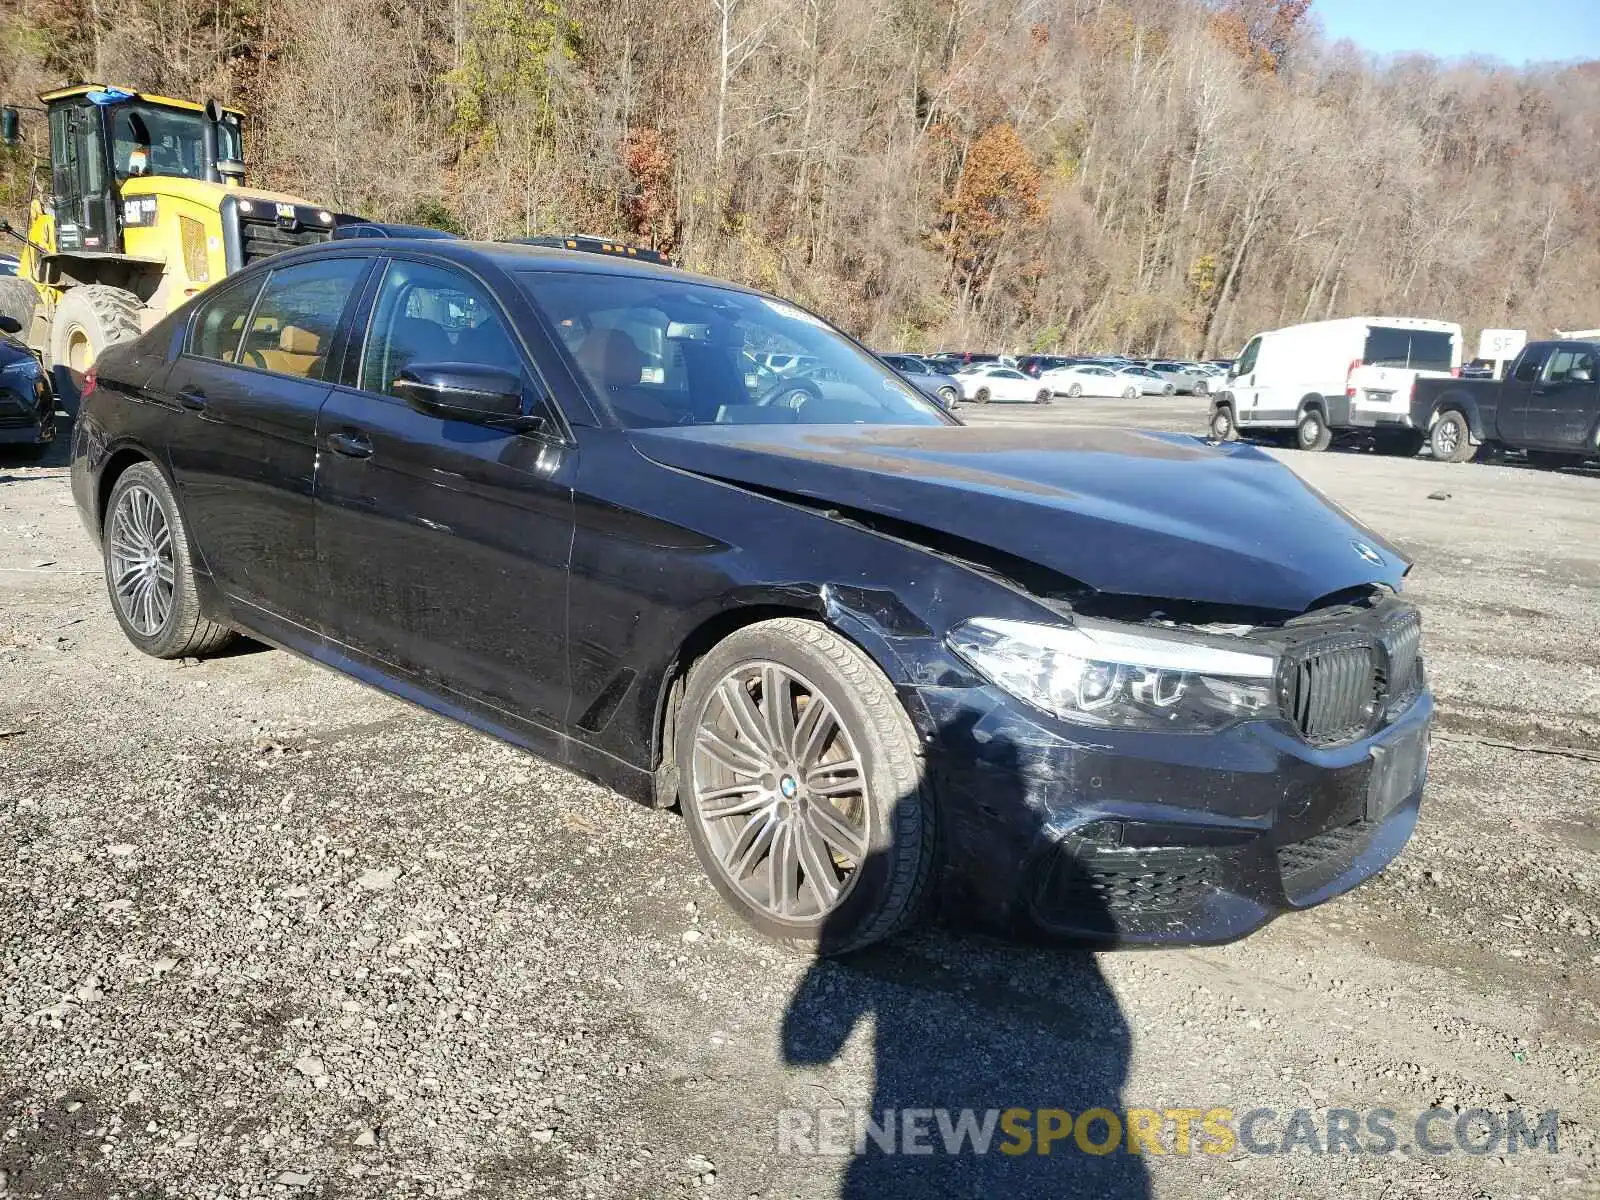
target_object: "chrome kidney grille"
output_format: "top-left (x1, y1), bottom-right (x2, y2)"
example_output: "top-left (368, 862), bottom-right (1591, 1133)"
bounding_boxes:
top-left (1279, 609), bottom-right (1424, 747)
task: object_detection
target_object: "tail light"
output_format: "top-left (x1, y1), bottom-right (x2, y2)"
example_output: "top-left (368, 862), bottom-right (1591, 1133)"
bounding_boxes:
top-left (1450, 366), bottom-right (1461, 377)
top-left (80, 368), bottom-right (98, 400)
top-left (1345, 358), bottom-right (1362, 399)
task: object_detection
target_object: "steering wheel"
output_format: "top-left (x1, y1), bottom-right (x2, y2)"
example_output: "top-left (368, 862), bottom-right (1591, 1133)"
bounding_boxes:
top-left (756, 380), bottom-right (819, 410)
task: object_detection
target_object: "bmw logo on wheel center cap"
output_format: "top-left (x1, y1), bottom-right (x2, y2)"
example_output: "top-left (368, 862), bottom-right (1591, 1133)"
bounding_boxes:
top-left (779, 775), bottom-right (799, 799)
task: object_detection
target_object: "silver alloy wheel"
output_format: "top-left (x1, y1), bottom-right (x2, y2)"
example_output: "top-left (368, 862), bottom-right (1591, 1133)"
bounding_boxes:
top-left (1436, 418), bottom-right (1460, 455)
top-left (1299, 413), bottom-right (1324, 446)
top-left (108, 483), bottom-right (175, 636)
top-left (691, 661), bottom-right (870, 921)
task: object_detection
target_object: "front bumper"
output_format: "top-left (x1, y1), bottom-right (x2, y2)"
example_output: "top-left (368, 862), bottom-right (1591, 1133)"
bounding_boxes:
top-left (0, 377), bottom-right (56, 446)
top-left (917, 682), bottom-right (1432, 946)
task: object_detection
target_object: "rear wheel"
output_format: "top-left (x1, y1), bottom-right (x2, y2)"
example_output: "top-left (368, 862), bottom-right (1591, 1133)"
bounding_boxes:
top-left (1429, 410), bottom-right (1476, 463)
top-left (1374, 430), bottom-right (1425, 457)
top-left (103, 462), bottom-right (236, 659)
top-left (1122, 385), bottom-right (1139, 399)
top-left (1035, 388), bottom-right (1051, 405)
top-left (0, 276), bottom-right (37, 335)
top-left (48, 285), bottom-right (144, 406)
top-left (1193, 380), bottom-right (1210, 397)
top-left (974, 387), bottom-right (991, 404)
top-left (1295, 407), bottom-right (1332, 452)
top-left (676, 618), bottom-right (935, 954)
top-left (1067, 383), bottom-right (1083, 398)
top-left (937, 386), bottom-right (959, 409)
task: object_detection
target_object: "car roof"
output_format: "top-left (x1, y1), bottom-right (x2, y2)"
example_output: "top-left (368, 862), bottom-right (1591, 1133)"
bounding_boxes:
top-left (255, 237), bottom-right (754, 293)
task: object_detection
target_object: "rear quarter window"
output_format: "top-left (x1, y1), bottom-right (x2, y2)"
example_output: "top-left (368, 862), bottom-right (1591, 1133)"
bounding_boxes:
top-left (1364, 327), bottom-right (1455, 371)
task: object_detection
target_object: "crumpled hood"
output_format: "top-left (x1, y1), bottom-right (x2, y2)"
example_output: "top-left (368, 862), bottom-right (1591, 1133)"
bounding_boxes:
top-left (629, 424), bottom-right (1410, 612)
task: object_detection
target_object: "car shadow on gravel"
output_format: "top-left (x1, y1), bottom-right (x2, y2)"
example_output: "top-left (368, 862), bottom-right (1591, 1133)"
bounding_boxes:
top-left (782, 736), bottom-right (1149, 1199)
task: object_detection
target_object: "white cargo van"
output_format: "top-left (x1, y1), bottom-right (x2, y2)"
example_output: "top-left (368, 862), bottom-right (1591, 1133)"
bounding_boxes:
top-left (1208, 317), bottom-right (1462, 451)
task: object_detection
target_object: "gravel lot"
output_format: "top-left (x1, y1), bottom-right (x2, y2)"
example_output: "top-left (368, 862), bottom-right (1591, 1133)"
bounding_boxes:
top-left (1, 398), bottom-right (1596, 1199)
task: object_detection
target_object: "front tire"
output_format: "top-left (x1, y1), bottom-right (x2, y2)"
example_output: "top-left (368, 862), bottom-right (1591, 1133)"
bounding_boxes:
top-left (1067, 383), bottom-right (1083, 398)
top-left (1122, 386), bottom-right (1139, 399)
top-left (103, 462), bottom-right (236, 659)
top-left (1193, 380), bottom-right (1210, 397)
top-left (1035, 388), bottom-right (1051, 405)
top-left (675, 618), bottom-right (935, 955)
top-left (937, 386), bottom-right (959, 409)
top-left (1296, 407), bottom-right (1332, 452)
top-left (1209, 404), bottom-right (1237, 441)
top-left (974, 387), bottom-right (991, 404)
top-left (1429, 410), bottom-right (1476, 463)
top-left (48, 285), bottom-right (144, 406)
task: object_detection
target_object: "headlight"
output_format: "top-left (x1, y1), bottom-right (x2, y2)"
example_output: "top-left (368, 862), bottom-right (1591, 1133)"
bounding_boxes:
top-left (947, 617), bottom-right (1277, 732)
top-left (1, 358), bottom-right (38, 378)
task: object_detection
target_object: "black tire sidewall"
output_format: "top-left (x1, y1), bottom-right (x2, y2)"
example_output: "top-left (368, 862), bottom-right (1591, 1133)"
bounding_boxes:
top-left (1068, 383), bottom-right (1082, 398)
top-left (675, 621), bottom-right (926, 952)
top-left (1297, 409), bottom-right (1330, 450)
top-left (103, 463), bottom-right (195, 657)
top-left (1210, 406), bottom-right (1235, 439)
top-left (1432, 412), bottom-right (1470, 462)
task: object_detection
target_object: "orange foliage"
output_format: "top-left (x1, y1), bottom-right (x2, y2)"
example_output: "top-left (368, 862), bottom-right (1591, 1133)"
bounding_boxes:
top-left (620, 126), bottom-right (678, 254)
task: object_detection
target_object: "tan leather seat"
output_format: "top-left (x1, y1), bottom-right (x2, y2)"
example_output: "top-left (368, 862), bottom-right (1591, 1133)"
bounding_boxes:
top-left (251, 325), bottom-right (323, 378)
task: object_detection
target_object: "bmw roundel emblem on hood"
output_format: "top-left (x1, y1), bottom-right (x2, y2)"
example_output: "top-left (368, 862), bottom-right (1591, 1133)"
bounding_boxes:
top-left (1352, 540), bottom-right (1385, 566)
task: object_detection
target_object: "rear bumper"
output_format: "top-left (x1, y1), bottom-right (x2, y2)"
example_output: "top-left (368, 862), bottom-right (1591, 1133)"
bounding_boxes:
top-left (919, 683), bottom-right (1432, 947)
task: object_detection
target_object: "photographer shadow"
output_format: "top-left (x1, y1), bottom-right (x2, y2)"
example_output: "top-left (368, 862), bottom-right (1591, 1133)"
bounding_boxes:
top-left (782, 732), bottom-right (1151, 1199)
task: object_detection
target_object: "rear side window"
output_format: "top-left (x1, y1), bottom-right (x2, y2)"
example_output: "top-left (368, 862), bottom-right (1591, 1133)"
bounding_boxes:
top-left (188, 277), bottom-right (265, 363)
top-left (1364, 327), bottom-right (1455, 371)
top-left (1514, 348), bottom-right (1550, 383)
top-left (238, 258), bottom-right (369, 380)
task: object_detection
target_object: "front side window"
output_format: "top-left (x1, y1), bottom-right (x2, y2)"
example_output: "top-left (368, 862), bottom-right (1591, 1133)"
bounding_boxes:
top-left (1544, 349), bottom-right (1596, 384)
top-left (1234, 337), bottom-right (1261, 376)
top-left (238, 258), bottom-right (368, 380)
top-left (188, 277), bottom-right (265, 363)
top-left (519, 271), bottom-right (946, 429)
top-left (361, 259), bottom-right (523, 398)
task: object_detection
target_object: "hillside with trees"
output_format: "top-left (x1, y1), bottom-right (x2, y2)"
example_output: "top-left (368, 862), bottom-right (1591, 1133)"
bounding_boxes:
top-left (2, 0), bottom-right (1596, 356)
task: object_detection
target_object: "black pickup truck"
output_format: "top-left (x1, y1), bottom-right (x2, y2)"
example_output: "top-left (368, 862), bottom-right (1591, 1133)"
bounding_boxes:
top-left (1400, 340), bottom-right (1600, 465)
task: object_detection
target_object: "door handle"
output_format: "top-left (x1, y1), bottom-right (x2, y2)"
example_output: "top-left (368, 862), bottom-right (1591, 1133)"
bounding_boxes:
top-left (327, 430), bottom-right (373, 459)
top-left (177, 389), bottom-right (207, 411)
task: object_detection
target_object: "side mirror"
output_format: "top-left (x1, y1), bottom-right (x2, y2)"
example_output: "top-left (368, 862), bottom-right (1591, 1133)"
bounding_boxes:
top-left (392, 362), bottom-right (543, 430)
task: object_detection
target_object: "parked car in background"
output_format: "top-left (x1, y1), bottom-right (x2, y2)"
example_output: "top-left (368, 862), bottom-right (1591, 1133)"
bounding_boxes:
top-left (1362, 340), bottom-right (1600, 466)
top-left (1117, 366), bottom-right (1176, 396)
top-left (0, 319), bottom-right (54, 458)
top-left (1018, 354), bottom-right (1075, 377)
top-left (957, 364), bottom-right (1052, 404)
top-left (1040, 364), bottom-right (1139, 399)
top-left (1460, 359), bottom-right (1497, 380)
top-left (0, 254), bottom-right (18, 276)
top-left (1208, 317), bottom-right (1462, 452)
top-left (878, 353), bottom-right (962, 409)
top-left (931, 351), bottom-right (1001, 371)
top-left (1142, 361), bottom-right (1215, 395)
top-left (69, 237), bottom-right (1433, 952)
top-left (333, 219), bottom-right (462, 241)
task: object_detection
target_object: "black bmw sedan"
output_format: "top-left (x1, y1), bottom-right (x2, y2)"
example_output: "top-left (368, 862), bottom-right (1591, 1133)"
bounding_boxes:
top-left (69, 240), bottom-right (1432, 952)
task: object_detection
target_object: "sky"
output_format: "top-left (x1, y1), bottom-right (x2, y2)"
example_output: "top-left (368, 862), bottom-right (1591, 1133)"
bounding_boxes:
top-left (1314, 0), bottom-right (1600, 64)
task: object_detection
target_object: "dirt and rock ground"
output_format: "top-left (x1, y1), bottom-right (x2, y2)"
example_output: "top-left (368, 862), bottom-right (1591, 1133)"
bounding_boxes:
top-left (1, 398), bottom-right (1596, 1199)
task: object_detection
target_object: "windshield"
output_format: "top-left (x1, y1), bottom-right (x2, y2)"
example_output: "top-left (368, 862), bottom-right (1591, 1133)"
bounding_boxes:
top-left (519, 271), bottom-right (948, 429)
top-left (110, 101), bottom-right (242, 181)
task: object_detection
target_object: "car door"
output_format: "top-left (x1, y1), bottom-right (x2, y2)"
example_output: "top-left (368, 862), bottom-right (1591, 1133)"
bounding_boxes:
top-left (314, 254), bottom-right (576, 730)
top-left (161, 255), bottom-right (372, 640)
top-left (1497, 345), bottom-right (1550, 444)
top-left (1227, 336), bottom-right (1263, 420)
top-left (1527, 345), bottom-right (1598, 449)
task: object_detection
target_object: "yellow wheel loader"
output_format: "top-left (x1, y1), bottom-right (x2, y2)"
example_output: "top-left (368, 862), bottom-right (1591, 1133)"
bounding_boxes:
top-left (0, 85), bottom-right (333, 397)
